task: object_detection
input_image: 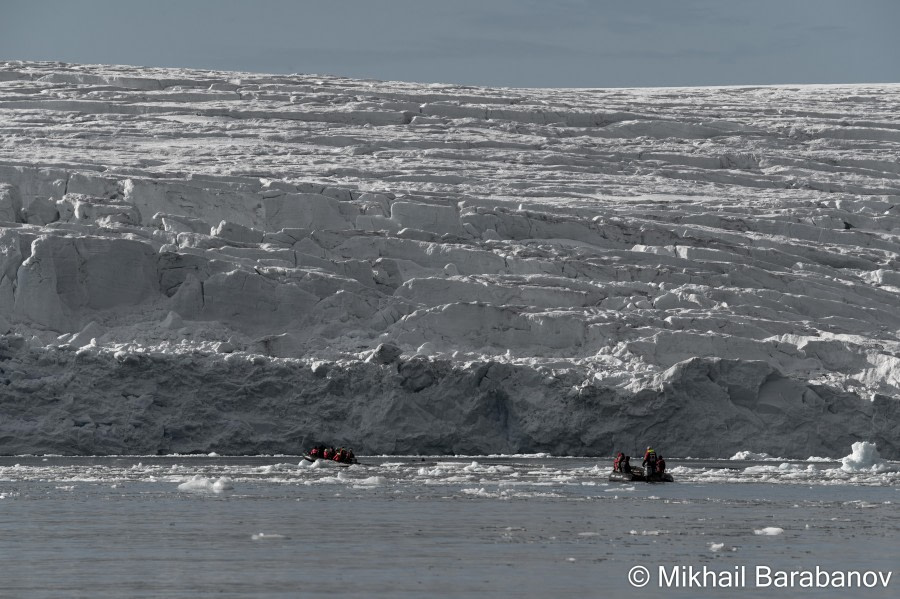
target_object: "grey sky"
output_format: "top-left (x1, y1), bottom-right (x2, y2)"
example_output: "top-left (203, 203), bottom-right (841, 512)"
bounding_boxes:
top-left (1, 0), bottom-right (897, 87)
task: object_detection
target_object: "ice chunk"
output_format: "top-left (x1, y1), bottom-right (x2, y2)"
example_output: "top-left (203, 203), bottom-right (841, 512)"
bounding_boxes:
top-left (177, 475), bottom-right (233, 493)
top-left (840, 441), bottom-right (896, 473)
top-left (354, 476), bottom-right (387, 486)
top-left (730, 451), bottom-right (776, 461)
top-left (212, 477), bottom-right (233, 491)
top-left (69, 321), bottom-right (106, 348)
top-left (753, 527), bottom-right (784, 536)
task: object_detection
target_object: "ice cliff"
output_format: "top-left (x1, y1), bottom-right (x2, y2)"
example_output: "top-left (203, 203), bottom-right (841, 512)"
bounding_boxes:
top-left (0, 62), bottom-right (898, 457)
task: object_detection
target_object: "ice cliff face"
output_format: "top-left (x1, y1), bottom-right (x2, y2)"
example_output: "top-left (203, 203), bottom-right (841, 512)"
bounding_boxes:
top-left (1, 61), bottom-right (898, 457)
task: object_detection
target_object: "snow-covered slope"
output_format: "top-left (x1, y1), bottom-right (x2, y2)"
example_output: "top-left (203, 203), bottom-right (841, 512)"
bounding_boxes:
top-left (1, 61), bottom-right (898, 457)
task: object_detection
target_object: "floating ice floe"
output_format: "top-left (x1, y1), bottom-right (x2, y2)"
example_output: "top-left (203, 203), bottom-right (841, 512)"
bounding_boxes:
top-left (258, 463), bottom-right (295, 474)
top-left (730, 451), bottom-right (777, 461)
top-left (177, 475), bottom-right (234, 493)
top-left (753, 527), bottom-right (784, 536)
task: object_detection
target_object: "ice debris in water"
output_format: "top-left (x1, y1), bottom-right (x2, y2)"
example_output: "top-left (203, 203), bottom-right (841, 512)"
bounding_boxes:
top-left (730, 451), bottom-right (777, 461)
top-left (177, 475), bottom-right (234, 493)
top-left (214, 477), bottom-right (234, 491)
top-left (840, 441), bottom-right (896, 473)
top-left (753, 527), bottom-right (784, 536)
top-left (354, 476), bottom-right (387, 486)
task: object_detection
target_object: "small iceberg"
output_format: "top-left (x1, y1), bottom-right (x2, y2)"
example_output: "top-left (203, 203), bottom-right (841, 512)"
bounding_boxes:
top-left (840, 441), bottom-right (896, 473)
top-left (753, 527), bottom-right (784, 536)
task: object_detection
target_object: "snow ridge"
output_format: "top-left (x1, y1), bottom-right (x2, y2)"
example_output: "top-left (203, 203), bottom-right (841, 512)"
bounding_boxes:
top-left (0, 62), bottom-right (898, 456)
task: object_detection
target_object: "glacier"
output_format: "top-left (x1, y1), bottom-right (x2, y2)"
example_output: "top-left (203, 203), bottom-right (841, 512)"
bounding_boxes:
top-left (0, 61), bottom-right (898, 457)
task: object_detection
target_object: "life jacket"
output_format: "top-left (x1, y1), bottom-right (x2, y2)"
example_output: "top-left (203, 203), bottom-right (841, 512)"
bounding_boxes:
top-left (323, 449), bottom-right (332, 459)
top-left (644, 450), bottom-right (657, 474)
top-left (613, 453), bottom-right (623, 471)
top-left (657, 458), bottom-right (666, 473)
top-left (310, 448), bottom-right (318, 457)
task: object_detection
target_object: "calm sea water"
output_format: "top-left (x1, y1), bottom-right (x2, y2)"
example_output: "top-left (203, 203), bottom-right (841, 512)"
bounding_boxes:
top-left (1, 456), bottom-right (897, 598)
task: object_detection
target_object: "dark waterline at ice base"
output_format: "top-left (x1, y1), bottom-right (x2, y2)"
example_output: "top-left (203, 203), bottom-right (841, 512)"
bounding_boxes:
top-left (1, 455), bottom-right (897, 598)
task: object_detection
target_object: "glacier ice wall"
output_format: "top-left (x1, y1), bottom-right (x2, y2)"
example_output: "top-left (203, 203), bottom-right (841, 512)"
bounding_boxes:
top-left (0, 62), bottom-right (898, 457)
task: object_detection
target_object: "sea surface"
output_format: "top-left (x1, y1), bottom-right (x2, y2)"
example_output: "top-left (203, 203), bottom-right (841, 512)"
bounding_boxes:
top-left (1, 455), bottom-right (897, 598)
